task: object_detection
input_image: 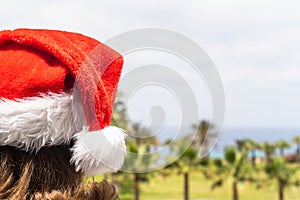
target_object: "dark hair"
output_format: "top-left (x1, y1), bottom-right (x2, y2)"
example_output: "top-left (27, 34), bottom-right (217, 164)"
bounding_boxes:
top-left (0, 145), bottom-right (119, 200)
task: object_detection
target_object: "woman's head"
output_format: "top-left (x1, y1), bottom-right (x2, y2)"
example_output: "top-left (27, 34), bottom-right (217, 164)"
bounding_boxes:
top-left (0, 145), bottom-right (119, 200)
top-left (0, 29), bottom-right (125, 199)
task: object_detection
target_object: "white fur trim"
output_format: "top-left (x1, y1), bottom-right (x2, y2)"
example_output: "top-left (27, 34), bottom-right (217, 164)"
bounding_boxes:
top-left (71, 126), bottom-right (126, 176)
top-left (0, 93), bottom-right (84, 151)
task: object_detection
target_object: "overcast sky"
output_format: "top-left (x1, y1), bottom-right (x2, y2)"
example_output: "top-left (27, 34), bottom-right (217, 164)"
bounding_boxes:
top-left (1, 0), bottom-right (299, 129)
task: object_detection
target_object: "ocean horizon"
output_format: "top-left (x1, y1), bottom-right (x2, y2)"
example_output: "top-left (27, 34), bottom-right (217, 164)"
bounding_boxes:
top-left (210, 127), bottom-right (300, 158)
top-left (149, 126), bottom-right (300, 158)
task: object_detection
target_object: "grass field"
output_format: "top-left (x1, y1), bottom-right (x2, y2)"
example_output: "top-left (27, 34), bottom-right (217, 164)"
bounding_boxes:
top-left (114, 170), bottom-right (300, 200)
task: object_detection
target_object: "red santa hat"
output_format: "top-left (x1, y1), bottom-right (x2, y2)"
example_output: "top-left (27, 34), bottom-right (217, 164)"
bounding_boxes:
top-left (0, 29), bottom-right (126, 176)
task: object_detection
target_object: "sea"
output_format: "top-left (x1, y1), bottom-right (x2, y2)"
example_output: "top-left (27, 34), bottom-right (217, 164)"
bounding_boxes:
top-left (209, 127), bottom-right (300, 158)
top-left (154, 127), bottom-right (300, 158)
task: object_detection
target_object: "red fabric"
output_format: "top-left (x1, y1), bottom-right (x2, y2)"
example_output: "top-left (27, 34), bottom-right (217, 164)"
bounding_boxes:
top-left (0, 29), bottom-right (123, 130)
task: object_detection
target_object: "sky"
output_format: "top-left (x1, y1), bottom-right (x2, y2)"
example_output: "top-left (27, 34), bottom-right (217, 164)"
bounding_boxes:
top-left (1, 0), bottom-right (299, 130)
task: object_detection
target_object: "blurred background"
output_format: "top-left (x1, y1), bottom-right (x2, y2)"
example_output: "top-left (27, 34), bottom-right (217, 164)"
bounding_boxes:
top-left (1, 0), bottom-right (300, 199)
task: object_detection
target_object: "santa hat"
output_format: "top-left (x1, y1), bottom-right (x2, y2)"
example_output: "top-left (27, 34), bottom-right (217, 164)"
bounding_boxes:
top-left (0, 29), bottom-right (126, 176)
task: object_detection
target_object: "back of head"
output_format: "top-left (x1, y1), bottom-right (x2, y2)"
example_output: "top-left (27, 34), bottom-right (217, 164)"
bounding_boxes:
top-left (0, 29), bottom-right (125, 200)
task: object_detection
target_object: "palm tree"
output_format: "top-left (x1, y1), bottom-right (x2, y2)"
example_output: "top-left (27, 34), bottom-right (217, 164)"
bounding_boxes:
top-left (211, 146), bottom-right (255, 200)
top-left (165, 136), bottom-right (200, 200)
top-left (265, 158), bottom-right (299, 200)
top-left (130, 123), bottom-right (159, 200)
top-left (276, 140), bottom-right (290, 157)
top-left (175, 145), bottom-right (199, 200)
top-left (235, 139), bottom-right (250, 152)
top-left (235, 139), bottom-right (259, 166)
top-left (260, 142), bottom-right (276, 164)
top-left (111, 94), bottom-right (160, 200)
top-left (131, 122), bottom-right (160, 151)
top-left (293, 136), bottom-right (300, 161)
top-left (123, 141), bottom-right (159, 200)
top-left (192, 120), bottom-right (218, 157)
top-left (248, 139), bottom-right (260, 166)
top-left (129, 123), bottom-right (160, 200)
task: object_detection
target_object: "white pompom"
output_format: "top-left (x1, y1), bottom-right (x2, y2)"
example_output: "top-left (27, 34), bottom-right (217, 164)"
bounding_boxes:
top-left (71, 126), bottom-right (127, 176)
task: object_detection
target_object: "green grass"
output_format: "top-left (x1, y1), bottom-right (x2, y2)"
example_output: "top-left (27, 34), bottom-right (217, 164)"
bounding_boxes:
top-left (114, 171), bottom-right (300, 200)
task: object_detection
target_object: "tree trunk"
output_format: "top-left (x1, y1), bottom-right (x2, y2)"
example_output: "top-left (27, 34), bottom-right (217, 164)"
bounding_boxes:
top-left (134, 173), bottom-right (140, 200)
top-left (279, 181), bottom-right (284, 200)
top-left (233, 181), bottom-right (238, 200)
top-left (184, 172), bottom-right (189, 200)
